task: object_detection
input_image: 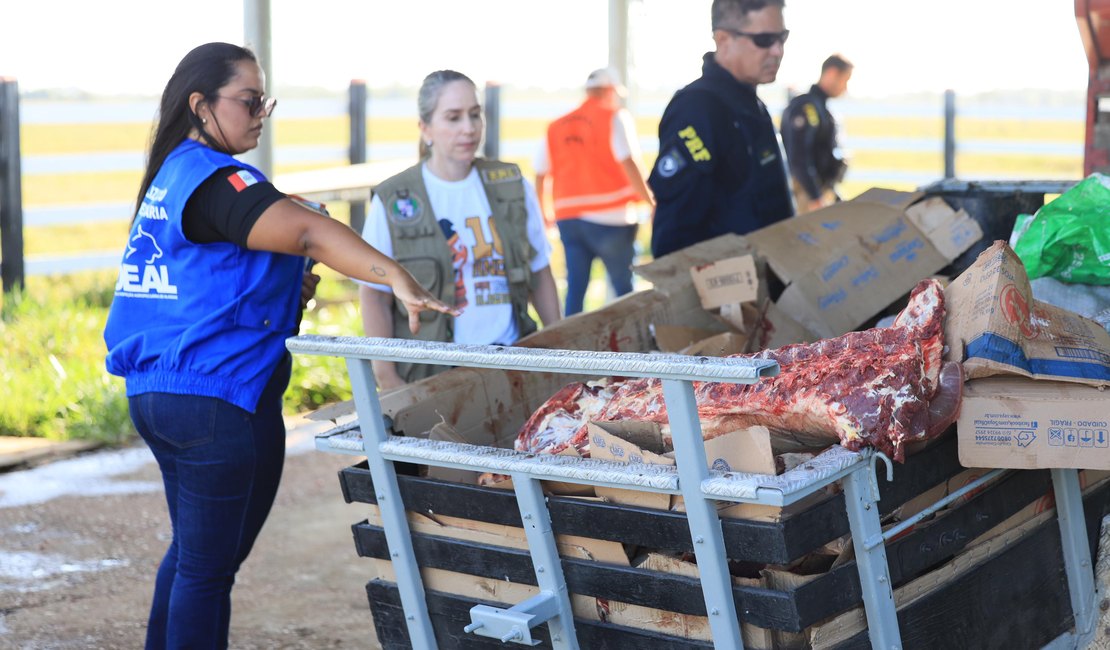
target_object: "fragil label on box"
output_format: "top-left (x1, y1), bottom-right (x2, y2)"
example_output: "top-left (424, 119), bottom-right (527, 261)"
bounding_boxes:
top-left (958, 376), bottom-right (1110, 470)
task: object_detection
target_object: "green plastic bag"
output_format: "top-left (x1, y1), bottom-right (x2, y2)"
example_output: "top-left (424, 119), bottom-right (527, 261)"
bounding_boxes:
top-left (1012, 174), bottom-right (1110, 285)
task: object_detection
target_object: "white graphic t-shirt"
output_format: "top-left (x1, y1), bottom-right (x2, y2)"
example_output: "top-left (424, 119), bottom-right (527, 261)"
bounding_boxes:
top-left (360, 164), bottom-right (551, 345)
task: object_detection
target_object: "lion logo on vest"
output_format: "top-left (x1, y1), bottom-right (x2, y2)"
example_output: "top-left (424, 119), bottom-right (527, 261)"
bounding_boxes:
top-left (387, 190), bottom-right (423, 224)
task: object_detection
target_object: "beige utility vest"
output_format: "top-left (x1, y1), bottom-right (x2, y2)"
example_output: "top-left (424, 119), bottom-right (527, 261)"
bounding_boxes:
top-left (375, 159), bottom-right (539, 383)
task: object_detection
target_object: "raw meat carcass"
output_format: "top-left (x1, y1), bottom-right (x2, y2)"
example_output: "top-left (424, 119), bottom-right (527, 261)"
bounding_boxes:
top-left (515, 279), bottom-right (962, 462)
top-left (515, 379), bottom-right (621, 454)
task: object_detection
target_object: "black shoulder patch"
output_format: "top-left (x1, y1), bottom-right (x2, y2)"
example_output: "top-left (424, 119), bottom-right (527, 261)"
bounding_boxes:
top-left (655, 146), bottom-right (688, 179)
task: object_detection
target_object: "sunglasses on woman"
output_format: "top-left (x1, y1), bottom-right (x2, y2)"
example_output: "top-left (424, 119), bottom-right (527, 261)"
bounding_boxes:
top-left (218, 94), bottom-right (278, 117)
top-left (720, 28), bottom-right (790, 48)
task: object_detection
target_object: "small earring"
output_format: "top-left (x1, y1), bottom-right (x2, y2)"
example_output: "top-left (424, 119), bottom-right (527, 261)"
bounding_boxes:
top-left (425, 140), bottom-right (432, 147)
top-left (202, 118), bottom-right (208, 124)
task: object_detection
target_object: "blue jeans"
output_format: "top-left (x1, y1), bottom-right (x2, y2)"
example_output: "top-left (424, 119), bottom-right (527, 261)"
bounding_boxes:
top-left (557, 219), bottom-right (638, 316)
top-left (129, 355), bottom-right (291, 650)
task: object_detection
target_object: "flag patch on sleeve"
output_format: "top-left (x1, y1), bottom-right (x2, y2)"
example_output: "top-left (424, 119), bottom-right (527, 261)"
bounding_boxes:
top-left (226, 169), bottom-right (259, 192)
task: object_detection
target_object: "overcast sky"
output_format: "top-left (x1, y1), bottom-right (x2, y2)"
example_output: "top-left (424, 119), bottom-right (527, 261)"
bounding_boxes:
top-left (1, 0), bottom-right (1091, 98)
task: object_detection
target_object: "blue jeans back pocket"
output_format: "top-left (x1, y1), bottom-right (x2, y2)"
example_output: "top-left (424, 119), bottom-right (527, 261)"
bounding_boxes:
top-left (138, 393), bottom-right (222, 450)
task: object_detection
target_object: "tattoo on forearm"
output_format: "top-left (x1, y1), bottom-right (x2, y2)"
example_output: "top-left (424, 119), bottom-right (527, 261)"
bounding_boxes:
top-left (370, 265), bottom-right (387, 278)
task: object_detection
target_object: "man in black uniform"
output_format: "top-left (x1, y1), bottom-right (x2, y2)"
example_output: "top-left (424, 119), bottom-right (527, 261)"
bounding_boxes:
top-left (781, 54), bottom-right (853, 213)
top-left (649, 0), bottom-right (794, 258)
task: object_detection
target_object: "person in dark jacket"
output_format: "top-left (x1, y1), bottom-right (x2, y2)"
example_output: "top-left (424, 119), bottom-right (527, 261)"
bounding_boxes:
top-left (103, 42), bottom-right (454, 650)
top-left (781, 54), bottom-right (853, 213)
top-left (649, 0), bottom-right (794, 258)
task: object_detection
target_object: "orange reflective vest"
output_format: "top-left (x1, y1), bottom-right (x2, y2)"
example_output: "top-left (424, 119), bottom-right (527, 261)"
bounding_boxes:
top-left (546, 98), bottom-right (638, 221)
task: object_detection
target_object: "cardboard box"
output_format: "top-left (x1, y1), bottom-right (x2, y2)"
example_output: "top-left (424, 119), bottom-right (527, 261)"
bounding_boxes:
top-left (682, 331), bottom-right (749, 357)
top-left (958, 376), bottom-right (1110, 470)
top-left (588, 421), bottom-right (676, 511)
top-left (904, 196), bottom-right (983, 261)
top-left (745, 189), bottom-right (981, 339)
top-left (690, 254), bottom-right (760, 310)
top-left (586, 420), bottom-right (798, 521)
top-left (750, 298), bottom-right (819, 351)
top-left (651, 324), bottom-right (729, 354)
top-left (944, 241), bottom-right (1110, 387)
top-left (365, 235), bottom-right (758, 448)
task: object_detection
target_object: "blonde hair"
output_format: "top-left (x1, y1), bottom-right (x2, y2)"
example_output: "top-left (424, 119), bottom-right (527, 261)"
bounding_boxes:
top-left (417, 70), bottom-right (476, 159)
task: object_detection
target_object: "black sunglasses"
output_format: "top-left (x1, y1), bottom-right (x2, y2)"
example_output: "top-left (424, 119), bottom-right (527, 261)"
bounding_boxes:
top-left (218, 94), bottom-right (277, 117)
top-left (719, 28), bottom-right (790, 48)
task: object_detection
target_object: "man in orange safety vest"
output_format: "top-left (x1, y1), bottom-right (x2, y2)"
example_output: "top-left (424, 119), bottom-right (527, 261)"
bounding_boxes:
top-left (536, 68), bottom-right (654, 316)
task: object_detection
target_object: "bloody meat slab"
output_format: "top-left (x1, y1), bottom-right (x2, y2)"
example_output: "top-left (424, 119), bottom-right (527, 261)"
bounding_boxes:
top-left (516, 279), bottom-right (962, 462)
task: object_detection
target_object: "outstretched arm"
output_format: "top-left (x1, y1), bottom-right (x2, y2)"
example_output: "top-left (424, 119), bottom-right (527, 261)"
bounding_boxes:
top-left (247, 198), bottom-right (460, 334)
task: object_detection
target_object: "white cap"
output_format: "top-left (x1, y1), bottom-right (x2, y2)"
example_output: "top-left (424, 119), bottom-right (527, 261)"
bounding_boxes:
top-left (585, 67), bottom-right (626, 96)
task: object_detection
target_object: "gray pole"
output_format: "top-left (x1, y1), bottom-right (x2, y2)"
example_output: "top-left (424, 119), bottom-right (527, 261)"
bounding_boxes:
top-left (608, 0), bottom-right (630, 86)
top-left (242, 0), bottom-right (274, 177)
top-left (0, 77), bottom-right (24, 294)
top-left (349, 79), bottom-right (368, 235)
top-left (944, 89), bottom-right (956, 179)
top-left (484, 82), bottom-right (501, 160)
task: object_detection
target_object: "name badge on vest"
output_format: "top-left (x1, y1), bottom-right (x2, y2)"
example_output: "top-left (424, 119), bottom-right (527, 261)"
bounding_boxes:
top-left (387, 190), bottom-right (424, 224)
top-left (481, 167), bottom-right (521, 185)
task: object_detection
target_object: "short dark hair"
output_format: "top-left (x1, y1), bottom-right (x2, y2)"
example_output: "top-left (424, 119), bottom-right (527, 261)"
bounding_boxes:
top-left (711, 0), bottom-right (785, 30)
top-left (822, 54), bottom-right (854, 74)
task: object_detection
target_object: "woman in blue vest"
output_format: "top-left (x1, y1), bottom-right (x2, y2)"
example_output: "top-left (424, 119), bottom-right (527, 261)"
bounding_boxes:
top-left (102, 43), bottom-right (455, 649)
top-left (358, 70), bottom-right (562, 388)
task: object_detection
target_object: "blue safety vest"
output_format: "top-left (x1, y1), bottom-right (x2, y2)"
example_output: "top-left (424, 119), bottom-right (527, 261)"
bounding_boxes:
top-left (103, 139), bottom-right (304, 412)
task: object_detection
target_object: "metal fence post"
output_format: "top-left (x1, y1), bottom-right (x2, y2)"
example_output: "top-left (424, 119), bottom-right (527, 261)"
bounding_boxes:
top-left (484, 82), bottom-right (501, 160)
top-left (348, 79), bottom-right (368, 235)
top-left (242, 0), bottom-right (273, 177)
top-left (0, 77), bottom-right (24, 295)
top-left (944, 89), bottom-right (956, 179)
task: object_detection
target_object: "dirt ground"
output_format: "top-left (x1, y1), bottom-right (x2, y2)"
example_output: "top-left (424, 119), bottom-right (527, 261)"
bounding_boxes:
top-left (0, 426), bottom-right (386, 649)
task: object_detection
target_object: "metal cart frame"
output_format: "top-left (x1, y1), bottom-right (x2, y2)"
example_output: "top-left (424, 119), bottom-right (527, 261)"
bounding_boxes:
top-left (289, 335), bottom-right (1099, 649)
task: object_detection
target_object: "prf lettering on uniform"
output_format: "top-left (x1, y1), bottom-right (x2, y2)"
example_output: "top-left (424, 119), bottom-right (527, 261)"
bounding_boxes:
top-left (678, 126), bottom-right (711, 161)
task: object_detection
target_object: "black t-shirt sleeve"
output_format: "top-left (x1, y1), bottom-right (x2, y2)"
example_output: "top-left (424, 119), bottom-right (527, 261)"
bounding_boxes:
top-left (182, 166), bottom-right (286, 247)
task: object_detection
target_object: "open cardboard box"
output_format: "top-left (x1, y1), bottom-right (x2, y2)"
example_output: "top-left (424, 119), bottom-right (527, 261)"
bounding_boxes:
top-left (942, 241), bottom-right (1110, 470)
top-left (944, 240), bottom-right (1110, 387)
top-left (745, 188), bottom-right (982, 339)
top-left (587, 420), bottom-right (826, 522)
top-left (690, 254), bottom-right (761, 311)
top-left (685, 251), bottom-right (818, 354)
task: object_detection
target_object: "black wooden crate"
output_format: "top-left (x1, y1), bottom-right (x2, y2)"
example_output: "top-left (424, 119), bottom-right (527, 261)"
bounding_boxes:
top-left (337, 434), bottom-right (1110, 646)
top-left (366, 479), bottom-right (1108, 649)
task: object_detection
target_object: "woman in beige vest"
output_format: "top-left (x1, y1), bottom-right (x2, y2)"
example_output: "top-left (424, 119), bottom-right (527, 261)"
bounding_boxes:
top-left (359, 70), bottom-right (561, 388)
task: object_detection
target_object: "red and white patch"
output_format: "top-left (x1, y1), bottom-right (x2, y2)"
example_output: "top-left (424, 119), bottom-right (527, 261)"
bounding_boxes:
top-left (226, 169), bottom-right (259, 192)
